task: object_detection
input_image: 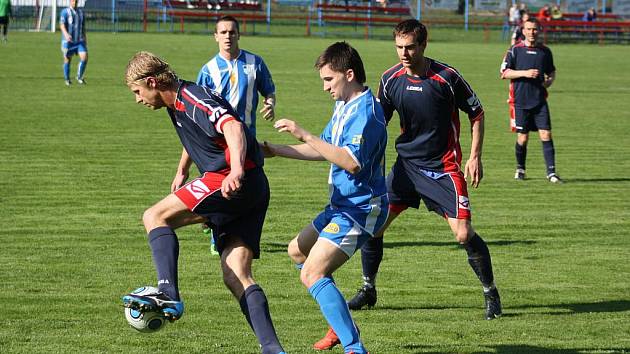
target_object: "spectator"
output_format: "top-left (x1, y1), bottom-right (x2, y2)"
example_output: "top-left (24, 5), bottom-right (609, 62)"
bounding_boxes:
top-left (519, 2), bottom-right (529, 18)
top-left (509, 2), bottom-right (521, 27)
top-left (551, 4), bottom-right (562, 20)
top-left (0, 0), bottom-right (11, 43)
top-left (511, 12), bottom-right (529, 45)
top-left (582, 7), bottom-right (597, 21)
top-left (537, 4), bottom-right (551, 22)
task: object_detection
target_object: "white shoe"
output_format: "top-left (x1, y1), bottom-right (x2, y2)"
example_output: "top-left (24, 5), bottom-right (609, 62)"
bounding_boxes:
top-left (514, 168), bottom-right (526, 180)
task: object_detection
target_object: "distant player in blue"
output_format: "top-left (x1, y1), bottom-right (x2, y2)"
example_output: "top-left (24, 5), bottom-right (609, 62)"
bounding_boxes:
top-left (319, 22), bottom-right (501, 348)
top-left (196, 15), bottom-right (275, 136)
top-left (194, 15), bottom-right (276, 250)
top-left (59, 0), bottom-right (87, 86)
top-left (501, 17), bottom-right (562, 183)
top-left (122, 52), bottom-right (285, 354)
top-left (263, 42), bottom-right (388, 354)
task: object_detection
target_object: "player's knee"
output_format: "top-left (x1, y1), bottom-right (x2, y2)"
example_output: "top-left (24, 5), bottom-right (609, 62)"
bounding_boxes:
top-left (299, 265), bottom-right (323, 288)
top-left (287, 238), bottom-right (306, 264)
top-left (142, 206), bottom-right (165, 231)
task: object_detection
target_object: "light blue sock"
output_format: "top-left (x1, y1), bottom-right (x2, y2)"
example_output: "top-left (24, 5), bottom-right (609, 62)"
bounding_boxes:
top-left (309, 277), bottom-right (366, 354)
top-left (77, 60), bottom-right (87, 79)
top-left (63, 62), bottom-right (70, 80)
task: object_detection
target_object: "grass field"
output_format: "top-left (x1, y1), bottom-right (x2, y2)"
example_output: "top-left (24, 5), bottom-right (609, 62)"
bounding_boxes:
top-left (1, 31), bottom-right (629, 353)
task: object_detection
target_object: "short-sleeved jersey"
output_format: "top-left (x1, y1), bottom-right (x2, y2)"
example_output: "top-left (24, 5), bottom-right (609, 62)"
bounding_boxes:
top-left (168, 81), bottom-right (263, 176)
top-left (59, 6), bottom-right (85, 43)
top-left (320, 88), bottom-right (388, 210)
top-left (500, 42), bottom-right (555, 109)
top-left (196, 50), bottom-right (275, 136)
top-left (378, 59), bottom-right (484, 173)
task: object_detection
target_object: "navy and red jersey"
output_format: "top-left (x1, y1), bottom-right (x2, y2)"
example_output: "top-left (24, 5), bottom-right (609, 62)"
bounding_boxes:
top-left (167, 80), bottom-right (263, 175)
top-left (378, 59), bottom-right (484, 173)
top-left (500, 42), bottom-right (555, 109)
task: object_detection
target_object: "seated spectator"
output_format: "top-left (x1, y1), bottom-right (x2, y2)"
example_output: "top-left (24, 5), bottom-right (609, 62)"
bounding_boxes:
top-left (582, 7), bottom-right (597, 21)
top-left (551, 5), bottom-right (562, 20)
top-left (537, 4), bottom-right (551, 21)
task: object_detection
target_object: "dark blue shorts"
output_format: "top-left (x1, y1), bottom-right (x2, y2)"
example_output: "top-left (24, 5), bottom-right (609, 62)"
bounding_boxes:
top-left (387, 158), bottom-right (471, 220)
top-left (514, 102), bottom-right (551, 133)
top-left (175, 168), bottom-right (269, 258)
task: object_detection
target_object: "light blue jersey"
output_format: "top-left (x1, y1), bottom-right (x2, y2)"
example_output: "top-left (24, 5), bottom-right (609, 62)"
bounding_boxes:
top-left (196, 50), bottom-right (275, 135)
top-left (321, 88), bottom-right (388, 211)
top-left (59, 6), bottom-right (85, 44)
top-left (311, 88), bottom-right (389, 255)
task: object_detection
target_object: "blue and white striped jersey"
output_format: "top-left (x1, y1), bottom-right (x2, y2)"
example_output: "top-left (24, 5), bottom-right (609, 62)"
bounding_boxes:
top-left (59, 6), bottom-right (85, 43)
top-left (320, 88), bottom-right (388, 210)
top-left (196, 50), bottom-right (275, 136)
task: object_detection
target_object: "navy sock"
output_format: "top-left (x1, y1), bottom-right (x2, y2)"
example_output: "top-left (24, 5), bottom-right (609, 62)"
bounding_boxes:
top-left (515, 142), bottom-right (527, 170)
top-left (239, 285), bottom-right (284, 354)
top-left (542, 140), bottom-right (556, 175)
top-left (360, 236), bottom-right (383, 287)
top-left (148, 227), bottom-right (180, 301)
top-left (463, 233), bottom-right (495, 289)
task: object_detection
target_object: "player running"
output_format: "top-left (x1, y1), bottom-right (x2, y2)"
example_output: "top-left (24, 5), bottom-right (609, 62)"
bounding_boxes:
top-left (316, 19), bottom-right (502, 350)
top-left (263, 41), bottom-right (388, 354)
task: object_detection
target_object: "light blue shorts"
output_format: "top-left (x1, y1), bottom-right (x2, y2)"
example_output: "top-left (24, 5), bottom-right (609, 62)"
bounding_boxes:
top-left (61, 41), bottom-right (87, 57)
top-left (312, 196), bottom-right (388, 257)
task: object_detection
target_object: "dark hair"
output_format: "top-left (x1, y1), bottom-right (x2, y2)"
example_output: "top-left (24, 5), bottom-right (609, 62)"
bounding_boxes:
top-left (314, 41), bottom-right (366, 84)
top-left (524, 17), bottom-right (541, 28)
top-left (393, 19), bottom-right (428, 45)
top-left (215, 15), bottom-right (240, 34)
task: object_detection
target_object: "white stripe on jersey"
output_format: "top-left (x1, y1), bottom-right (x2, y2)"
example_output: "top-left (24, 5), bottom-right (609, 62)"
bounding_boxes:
top-left (207, 59), bottom-right (222, 92)
top-left (244, 52), bottom-right (257, 128)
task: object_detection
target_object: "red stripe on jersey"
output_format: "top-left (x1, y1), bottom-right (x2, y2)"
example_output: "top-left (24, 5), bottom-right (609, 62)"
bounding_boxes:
top-left (382, 63), bottom-right (404, 77)
top-left (391, 66), bottom-right (407, 79)
top-left (214, 136), bottom-right (258, 173)
top-left (174, 99), bottom-right (186, 112)
top-left (406, 77), bottom-right (422, 84)
top-left (441, 109), bottom-right (462, 173)
top-left (181, 88), bottom-right (214, 115)
top-left (218, 115), bottom-right (237, 134)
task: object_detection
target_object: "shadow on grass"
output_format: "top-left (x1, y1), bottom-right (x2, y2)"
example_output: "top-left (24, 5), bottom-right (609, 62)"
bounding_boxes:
top-left (403, 343), bottom-right (629, 353)
top-left (262, 240), bottom-right (535, 253)
top-left (564, 177), bottom-right (630, 183)
top-left (513, 299), bottom-right (630, 315)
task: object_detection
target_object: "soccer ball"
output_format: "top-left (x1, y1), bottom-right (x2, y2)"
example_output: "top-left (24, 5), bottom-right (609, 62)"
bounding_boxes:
top-left (124, 286), bottom-right (168, 333)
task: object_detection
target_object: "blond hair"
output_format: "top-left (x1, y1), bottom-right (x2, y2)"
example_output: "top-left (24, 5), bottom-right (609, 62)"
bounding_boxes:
top-left (125, 51), bottom-right (178, 88)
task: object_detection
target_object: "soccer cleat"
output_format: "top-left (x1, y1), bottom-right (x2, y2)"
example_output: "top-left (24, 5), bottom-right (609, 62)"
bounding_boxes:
top-left (76, 78), bottom-right (85, 85)
top-left (64, 79), bottom-right (71, 86)
top-left (123, 290), bottom-right (184, 321)
top-left (347, 285), bottom-right (377, 310)
top-left (313, 326), bottom-right (340, 351)
top-left (547, 173), bottom-right (563, 184)
top-left (484, 288), bottom-right (502, 320)
top-left (514, 168), bottom-right (526, 180)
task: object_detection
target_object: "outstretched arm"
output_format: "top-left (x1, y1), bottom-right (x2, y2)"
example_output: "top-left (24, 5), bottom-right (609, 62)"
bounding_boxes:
top-left (271, 118), bottom-right (360, 174)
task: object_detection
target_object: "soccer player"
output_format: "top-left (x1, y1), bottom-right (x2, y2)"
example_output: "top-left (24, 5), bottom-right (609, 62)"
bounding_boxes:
top-left (195, 15), bottom-right (276, 252)
top-left (59, 0), bottom-right (88, 86)
top-left (315, 20), bottom-right (502, 349)
top-left (196, 15), bottom-right (275, 136)
top-left (121, 52), bottom-right (285, 354)
top-left (500, 17), bottom-right (562, 183)
top-left (263, 41), bottom-right (388, 354)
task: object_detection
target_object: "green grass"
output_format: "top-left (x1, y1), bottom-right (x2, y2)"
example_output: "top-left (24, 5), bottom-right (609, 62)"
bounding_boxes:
top-left (1, 31), bottom-right (630, 353)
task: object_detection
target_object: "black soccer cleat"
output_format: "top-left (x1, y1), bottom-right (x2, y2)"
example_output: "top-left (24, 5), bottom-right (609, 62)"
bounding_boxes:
top-left (484, 288), bottom-right (502, 320)
top-left (347, 285), bottom-right (377, 310)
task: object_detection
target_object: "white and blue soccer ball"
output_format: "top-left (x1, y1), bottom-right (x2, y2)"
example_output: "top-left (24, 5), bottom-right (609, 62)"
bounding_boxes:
top-left (124, 286), bottom-right (168, 333)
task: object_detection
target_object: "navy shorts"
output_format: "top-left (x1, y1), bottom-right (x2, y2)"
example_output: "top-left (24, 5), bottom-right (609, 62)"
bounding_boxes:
top-left (513, 102), bottom-right (551, 133)
top-left (175, 168), bottom-right (269, 258)
top-left (387, 158), bottom-right (471, 220)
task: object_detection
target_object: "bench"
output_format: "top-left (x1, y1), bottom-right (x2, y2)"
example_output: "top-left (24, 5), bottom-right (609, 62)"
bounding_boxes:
top-left (541, 19), bottom-right (630, 43)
